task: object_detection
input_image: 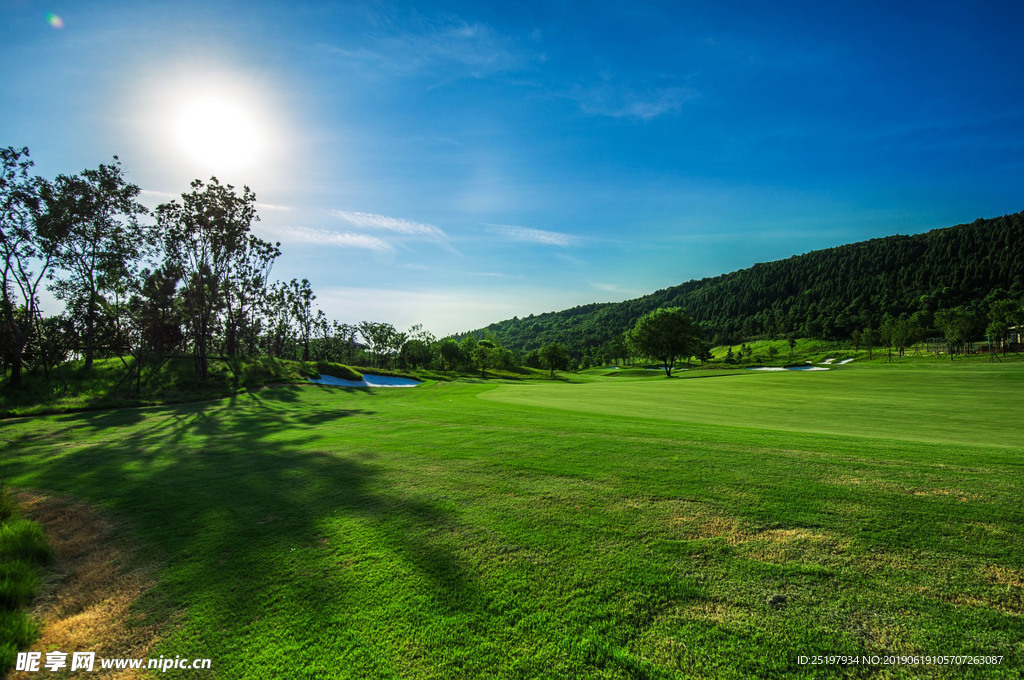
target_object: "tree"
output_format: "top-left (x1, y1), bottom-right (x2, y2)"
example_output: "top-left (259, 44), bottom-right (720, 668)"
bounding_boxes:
top-left (473, 339), bottom-right (495, 379)
top-left (223, 235), bottom-right (279, 358)
top-left (44, 158), bottom-right (148, 370)
top-left (788, 337), bottom-right (797, 360)
top-left (934, 307), bottom-right (978, 360)
top-left (155, 178), bottom-right (265, 380)
top-left (0, 147), bottom-right (55, 387)
top-left (626, 307), bottom-right (700, 377)
top-left (287, 278), bottom-right (316, 362)
top-left (358, 321), bottom-right (404, 368)
top-left (539, 342), bottom-right (569, 377)
top-left (460, 335), bottom-right (479, 372)
top-left (400, 324), bottom-right (436, 370)
top-left (439, 338), bottom-right (461, 371)
top-left (988, 299), bottom-right (1018, 356)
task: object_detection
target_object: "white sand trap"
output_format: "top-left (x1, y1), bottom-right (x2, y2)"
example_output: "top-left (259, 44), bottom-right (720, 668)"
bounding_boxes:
top-left (836, 358), bottom-right (855, 364)
top-left (819, 358), bottom-right (836, 364)
top-left (310, 373), bottom-right (421, 388)
top-left (748, 366), bottom-right (830, 372)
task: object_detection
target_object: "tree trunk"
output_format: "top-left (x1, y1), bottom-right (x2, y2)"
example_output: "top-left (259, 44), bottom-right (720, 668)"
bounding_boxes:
top-left (8, 351), bottom-right (23, 387)
top-left (84, 292), bottom-right (96, 371)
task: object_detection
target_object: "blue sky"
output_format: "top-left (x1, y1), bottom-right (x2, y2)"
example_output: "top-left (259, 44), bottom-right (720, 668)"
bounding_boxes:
top-left (3, 0), bottom-right (1024, 335)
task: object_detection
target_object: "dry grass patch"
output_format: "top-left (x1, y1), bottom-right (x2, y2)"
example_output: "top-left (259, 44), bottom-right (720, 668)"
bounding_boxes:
top-left (9, 492), bottom-right (164, 679)
top-left (981, 565), bottom-right (1024, 590)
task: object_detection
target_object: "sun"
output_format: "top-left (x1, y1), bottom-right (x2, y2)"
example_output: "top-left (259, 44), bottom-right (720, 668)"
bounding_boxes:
top-left (170, 93), bottom-right (264, 171)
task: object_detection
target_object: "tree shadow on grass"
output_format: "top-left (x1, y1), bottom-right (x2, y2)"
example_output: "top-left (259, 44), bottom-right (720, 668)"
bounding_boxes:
top-left (0, 387), bottom-right (482, 669)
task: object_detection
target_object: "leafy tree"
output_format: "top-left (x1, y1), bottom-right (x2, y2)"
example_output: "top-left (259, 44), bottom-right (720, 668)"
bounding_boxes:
top-left (358, 321), bottom-right (404, 368)
top-left (439, 338), bottom-right (461, 371)
top-left (626, 307), bottom-right (700, 377)
top-left (0, 147), bottom-right (55, 387)
top-left (473, 339), bottom-right (495, 378)
top-left (287, 278), bottom-right (316, 362)
top-left (43, 158), bottom-right (148, 370)
top-left (539, 342), bottom-right (568, 377)
top-left (400, 325), bottom-right (436, 370)
top-left (788, 337), bottom-right (797, 360)
top-left (223, 235), bottom-right (279, 357)
top-left (155, 178), bottom-right (265, 380)
top-left (934, 307), bottom-right (979, 360)
top-left (460, 336), bottom-right (479, 372)
top-left (988, 299), bottom-right (1018, 356)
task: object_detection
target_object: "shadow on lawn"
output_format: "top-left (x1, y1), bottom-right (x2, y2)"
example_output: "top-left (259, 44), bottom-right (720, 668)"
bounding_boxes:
top-left (0, 384), bottom-right (481, 645)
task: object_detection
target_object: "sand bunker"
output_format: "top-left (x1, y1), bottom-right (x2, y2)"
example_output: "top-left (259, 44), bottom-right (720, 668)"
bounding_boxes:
top-left (748, 366), bottom-right (829, 371)
top-left (309, 373), bottom-right (421, 388)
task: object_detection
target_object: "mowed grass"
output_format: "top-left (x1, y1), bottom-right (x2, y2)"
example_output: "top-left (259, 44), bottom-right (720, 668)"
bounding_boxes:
top-left (1, 363), bottom-right (1022, 678)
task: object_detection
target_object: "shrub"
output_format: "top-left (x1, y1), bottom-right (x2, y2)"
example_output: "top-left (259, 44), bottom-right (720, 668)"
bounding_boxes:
top-left (313, 362), bottom-right (363, 381)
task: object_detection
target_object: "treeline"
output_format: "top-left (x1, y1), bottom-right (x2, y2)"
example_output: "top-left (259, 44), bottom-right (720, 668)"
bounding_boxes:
top-left (0, 147), bottom-right (513, 390)
top-left (475, 211), bottom-right (1024, 356)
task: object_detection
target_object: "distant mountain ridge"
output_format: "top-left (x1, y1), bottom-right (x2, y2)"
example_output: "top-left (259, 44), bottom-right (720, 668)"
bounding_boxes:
top-left (474, 211), bottom-right (1024, 354)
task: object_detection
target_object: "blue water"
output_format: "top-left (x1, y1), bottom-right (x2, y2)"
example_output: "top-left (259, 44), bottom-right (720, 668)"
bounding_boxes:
top-left (309, 373), bottom-right (421, 388)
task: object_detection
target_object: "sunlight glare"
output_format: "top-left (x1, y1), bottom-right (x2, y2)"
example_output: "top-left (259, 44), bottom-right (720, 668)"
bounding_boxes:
top-left (170, 93), bottom-right (263, 171)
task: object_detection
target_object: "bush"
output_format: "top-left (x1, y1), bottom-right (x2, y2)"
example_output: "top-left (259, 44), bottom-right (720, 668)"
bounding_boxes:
top-left (313, 362), bottom-right (363, 381)
top-left (0, 561), bottom-right (40, 609)
top-left (0, 487), bottom-right (50, 675)
top-left (0, 608), bottom-right (40, 672)
top-left (0, 519), bottom-right (53, 566)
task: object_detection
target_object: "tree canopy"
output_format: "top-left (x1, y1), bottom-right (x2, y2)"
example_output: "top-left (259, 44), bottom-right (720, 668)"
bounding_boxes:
top-left (626, 307), bottom-right (700, 377)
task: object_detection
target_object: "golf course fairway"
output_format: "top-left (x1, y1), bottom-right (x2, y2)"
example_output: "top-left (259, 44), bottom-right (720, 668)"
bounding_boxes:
top-left (2, 362), bottom-right (1021, 678)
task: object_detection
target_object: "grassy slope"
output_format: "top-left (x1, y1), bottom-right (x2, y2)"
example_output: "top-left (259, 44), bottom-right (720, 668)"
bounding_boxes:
top-left (1, 363), bottom-right (1022, 678)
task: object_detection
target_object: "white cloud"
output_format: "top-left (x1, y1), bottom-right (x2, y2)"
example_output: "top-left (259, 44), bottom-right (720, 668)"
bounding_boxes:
top-left (331, 210), bottom-right (447, 239)
top-left (591, 282), bottom-right (623, 293)
top-left (255, 201), bottom-right (292, 212)
top-left (319, 18), bottom-right (535, 81)
top-left (573, 82), bottom-right (698, 121)
top-left (486, 224), bottom-right (580, 246)
top-left (140, 188), bottom-right (177, 200)
top-left (263, 224), bottom-right (393, 252)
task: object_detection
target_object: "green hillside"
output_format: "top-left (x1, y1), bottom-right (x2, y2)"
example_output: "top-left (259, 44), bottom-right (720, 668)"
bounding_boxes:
top-left (477, 211), bottom-right (1024, 353)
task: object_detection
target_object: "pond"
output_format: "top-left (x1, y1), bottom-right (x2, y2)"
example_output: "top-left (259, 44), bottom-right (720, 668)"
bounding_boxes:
top-left (309, 373), bottom-right (422, 388)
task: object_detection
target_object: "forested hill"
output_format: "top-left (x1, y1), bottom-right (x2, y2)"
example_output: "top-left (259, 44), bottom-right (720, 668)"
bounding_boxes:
top-left (477, 211), bottom-right (1024, 354)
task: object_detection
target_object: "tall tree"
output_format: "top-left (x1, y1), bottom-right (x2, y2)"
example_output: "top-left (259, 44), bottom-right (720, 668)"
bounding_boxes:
top-left (626, 307), bottom-right (700, 377)
top-left (0, 147), bottom-right (54, 387)
top-left (539, 342), bottom-right (568, 377)
top-left (287, 278), bottom-right (316, 362)
top-left (155, 178), bottom-right (265, 380)
top-left (44, 158), bottom-right (148, 369)
top-left (439, 338), bottom-right (461, 371)
top-left (223, 236), bottom-right (279, 358)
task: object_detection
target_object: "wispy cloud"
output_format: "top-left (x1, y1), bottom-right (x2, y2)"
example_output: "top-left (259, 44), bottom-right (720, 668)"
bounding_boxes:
top-left (591, 282), bottom-right (623, 293)
top-left (486, 224), bottom-right (580, 246)
top-left (255, 201), bottom-right (292, 212)
top-left (263, 225), bottom-right (393, 252)
top-left (319, 18), bottom-right (538, 81)
top-left (331, 210), bottom-right (447, 239)
top-left (556, 252), bottom-right (588, 266)
top-left (140, 189), bottom-right (177, 200)
top-left (572, 80), bottom-right (698, 121)
top-left (401, 262), bottom-right (511, 278)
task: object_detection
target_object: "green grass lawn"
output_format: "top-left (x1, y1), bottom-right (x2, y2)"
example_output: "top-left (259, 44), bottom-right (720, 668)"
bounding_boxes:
top-left (1, 362), bottom-right (1022, 678)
